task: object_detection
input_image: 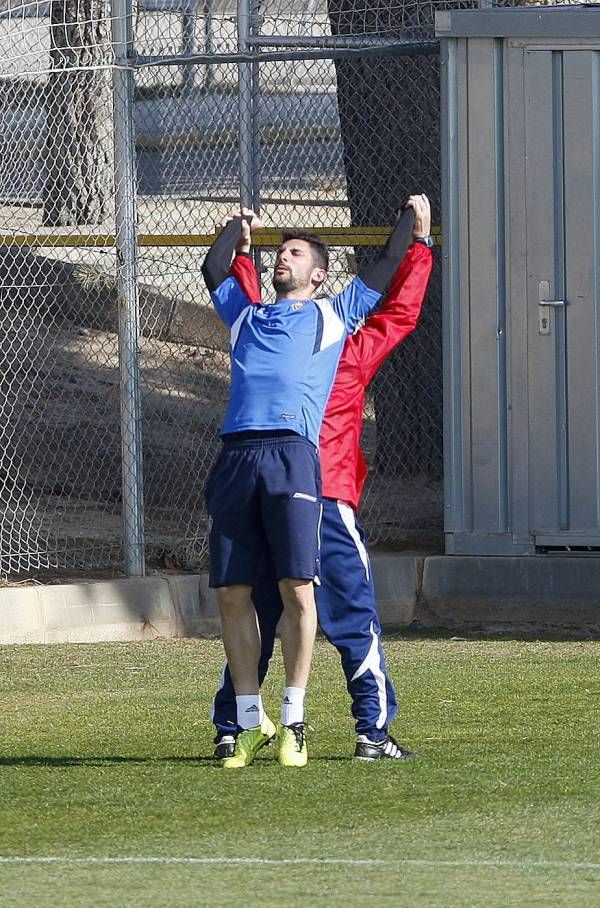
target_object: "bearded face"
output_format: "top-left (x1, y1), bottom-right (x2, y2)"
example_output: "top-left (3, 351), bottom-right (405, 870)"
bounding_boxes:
top-left (272, 239), bottom-right (325, 296)
top-left (272, 265), bottom-right (308, 294)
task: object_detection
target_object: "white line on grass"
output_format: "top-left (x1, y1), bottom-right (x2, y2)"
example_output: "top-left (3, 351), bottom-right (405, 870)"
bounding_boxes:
top-left (0, 857), bottom-right (599, 871)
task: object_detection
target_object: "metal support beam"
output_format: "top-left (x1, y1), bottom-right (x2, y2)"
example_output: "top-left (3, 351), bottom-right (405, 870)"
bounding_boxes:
top-left (237, 0), bottom-right (254, 209)
top-left (180, 0), bottom-right (197, 94)
top-left (111, 0), bottom-right (145, 577)
top-left (134, 39), bottom-right (440, 69)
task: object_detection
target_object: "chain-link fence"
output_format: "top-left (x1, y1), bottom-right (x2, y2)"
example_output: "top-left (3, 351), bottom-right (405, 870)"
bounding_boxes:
top-left (0, 0), bottom-right (580, 579)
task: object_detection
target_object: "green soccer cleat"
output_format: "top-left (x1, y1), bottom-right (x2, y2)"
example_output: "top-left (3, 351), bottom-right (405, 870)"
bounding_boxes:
top-left (222, 716), bottom-right (276, 769)
top-left (277, 722), bottom-right (308, 768)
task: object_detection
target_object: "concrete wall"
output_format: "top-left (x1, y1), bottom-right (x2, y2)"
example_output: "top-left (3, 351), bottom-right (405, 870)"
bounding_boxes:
top-left (2, 553), bottom-right (600, 644)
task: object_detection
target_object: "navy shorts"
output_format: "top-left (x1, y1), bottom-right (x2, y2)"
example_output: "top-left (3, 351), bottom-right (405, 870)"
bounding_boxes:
top-left (205, 432), bottom-right (322, 588)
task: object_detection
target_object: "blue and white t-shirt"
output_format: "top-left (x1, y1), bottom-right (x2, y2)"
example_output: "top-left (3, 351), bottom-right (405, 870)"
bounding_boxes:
top-left (210, 276), bottom-right (381, 446)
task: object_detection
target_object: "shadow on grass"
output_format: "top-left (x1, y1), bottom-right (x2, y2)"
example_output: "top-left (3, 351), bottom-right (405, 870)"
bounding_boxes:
top-left (0, 755), bottom-right (351, 768)
top-left (392, 625), bottom-right (600, 643)
top-left (0, 755), bottom-right (216, 768)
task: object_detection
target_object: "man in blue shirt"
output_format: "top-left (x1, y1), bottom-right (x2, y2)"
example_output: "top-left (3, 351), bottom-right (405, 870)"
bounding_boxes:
top-left (201, 207), bottom-right (413, 768)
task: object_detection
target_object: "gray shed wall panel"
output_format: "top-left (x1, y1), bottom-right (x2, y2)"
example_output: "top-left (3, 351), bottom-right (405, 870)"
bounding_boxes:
top-left (563, 51), bottom-right (598, 528)
top-left (466, 38), bottom-right (503, 531)
top-left (524, 50), bottom-right (563, 533)
top-left (505, 40), bottom-right (530, 548)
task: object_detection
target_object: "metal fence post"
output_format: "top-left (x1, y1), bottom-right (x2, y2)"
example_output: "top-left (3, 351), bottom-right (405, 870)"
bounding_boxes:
top-left (252, 55), bottom-right (261, 217)
top-left (251, 38), bottom-right (262, 276)
top-left (237, 0), bottom-right (257, 211)
top-left (111, 0), bottom-right (146, 577)
top-left (203, 0), bottom-right (216, 92)
top-left (181, 0), bottom-right (197, 95)
top-left (238, 0), bottom-right (262, 277)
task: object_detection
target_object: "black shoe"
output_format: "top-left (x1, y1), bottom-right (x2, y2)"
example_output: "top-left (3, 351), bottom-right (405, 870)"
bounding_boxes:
top-left (213, 734), bottom-right (236, 760)
top-left (354, 734), bottom-right (416, 761)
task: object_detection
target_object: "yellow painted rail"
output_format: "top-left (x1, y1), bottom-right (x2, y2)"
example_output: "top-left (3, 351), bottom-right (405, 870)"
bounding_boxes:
top-left (0, 226), bottom-right (442, 248)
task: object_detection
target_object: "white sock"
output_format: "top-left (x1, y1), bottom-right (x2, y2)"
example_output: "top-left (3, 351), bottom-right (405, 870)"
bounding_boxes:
top-left (236, 695), bottom-right (264, 730)
top-left (280, 687), bottom-right (306, 726)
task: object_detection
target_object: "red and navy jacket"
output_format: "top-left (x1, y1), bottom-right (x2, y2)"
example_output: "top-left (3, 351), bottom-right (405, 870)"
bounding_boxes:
top-left (230, 244), bottom-right (432, 509)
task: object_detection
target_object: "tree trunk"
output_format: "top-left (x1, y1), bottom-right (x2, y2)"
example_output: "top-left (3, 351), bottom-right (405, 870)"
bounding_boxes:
top-left (43, 0), bottom-right (113, 226)
top-left (328, 0), bottom-right (446, 478)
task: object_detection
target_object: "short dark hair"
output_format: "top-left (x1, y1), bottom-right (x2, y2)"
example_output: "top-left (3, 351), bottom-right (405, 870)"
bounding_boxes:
top-left (281, 230), bottom-right (329, 271)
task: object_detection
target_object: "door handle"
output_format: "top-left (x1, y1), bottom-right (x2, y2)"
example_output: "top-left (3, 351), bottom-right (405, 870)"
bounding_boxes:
top-left (538, 281), bottom-right (567, 335)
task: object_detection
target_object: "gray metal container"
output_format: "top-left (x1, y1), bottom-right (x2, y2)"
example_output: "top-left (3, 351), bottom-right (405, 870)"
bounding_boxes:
top-left (437, 6), bottom-right (600, 555)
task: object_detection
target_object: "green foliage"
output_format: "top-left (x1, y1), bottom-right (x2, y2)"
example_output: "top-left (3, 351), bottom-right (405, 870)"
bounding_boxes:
top-left (0, 636), bottom-right (599, 906)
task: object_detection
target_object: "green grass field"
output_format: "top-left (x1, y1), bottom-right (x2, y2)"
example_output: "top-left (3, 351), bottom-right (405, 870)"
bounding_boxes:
top-left (1, 634), bottom-right (599, 907)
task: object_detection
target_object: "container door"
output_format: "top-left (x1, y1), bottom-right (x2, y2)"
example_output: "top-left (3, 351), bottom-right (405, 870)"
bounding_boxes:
top-left (525, 48), bottom-right (600, 549)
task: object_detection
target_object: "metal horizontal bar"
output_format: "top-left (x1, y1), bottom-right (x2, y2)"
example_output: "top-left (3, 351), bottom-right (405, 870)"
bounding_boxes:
top-left (139, 0), bottom-right (196, 11)
top-left (248, 35), bottom-right (436, 50)
top-left (0, 0), bottom-right (188, 16)
top-left (0, 227), bottom-right (442, 248)
top-left (134, 39), bottom-right (439, 68)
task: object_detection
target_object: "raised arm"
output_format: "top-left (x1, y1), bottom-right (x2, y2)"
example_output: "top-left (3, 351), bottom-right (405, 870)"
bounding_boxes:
top-left (348, 193), bottom-right (433, 383)
top-left (201, 208), bottom-right (263, 326)
top-left (349, 243), bottom-right (433, 385)
top-left (328, 203), bottom-right (418, 333)
top-left (358, 205), bottom-right (416, 294)
top-left (201, 217), bottom-right (245, 292)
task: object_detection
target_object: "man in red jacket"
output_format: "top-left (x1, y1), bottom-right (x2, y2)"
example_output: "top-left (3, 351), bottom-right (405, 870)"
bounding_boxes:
top-left (212, 195), bottom-right (433, 760)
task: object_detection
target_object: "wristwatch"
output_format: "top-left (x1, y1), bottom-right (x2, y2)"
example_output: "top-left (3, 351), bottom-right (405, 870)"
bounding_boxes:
top-left (413, 236), bottom-right (434, 248)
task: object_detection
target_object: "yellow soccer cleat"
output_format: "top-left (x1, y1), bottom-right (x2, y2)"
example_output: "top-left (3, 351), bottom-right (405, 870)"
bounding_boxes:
top-left (222, 716), bottom-right (276, 769)
top-left (277, 722), bottom-right (308, 768)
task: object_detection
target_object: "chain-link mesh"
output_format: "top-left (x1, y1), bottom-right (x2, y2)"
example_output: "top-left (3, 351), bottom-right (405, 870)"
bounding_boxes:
top-left (0, 0), bottom-right (583, 578)
top-left (0, 0), bottom-right (122, 576)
